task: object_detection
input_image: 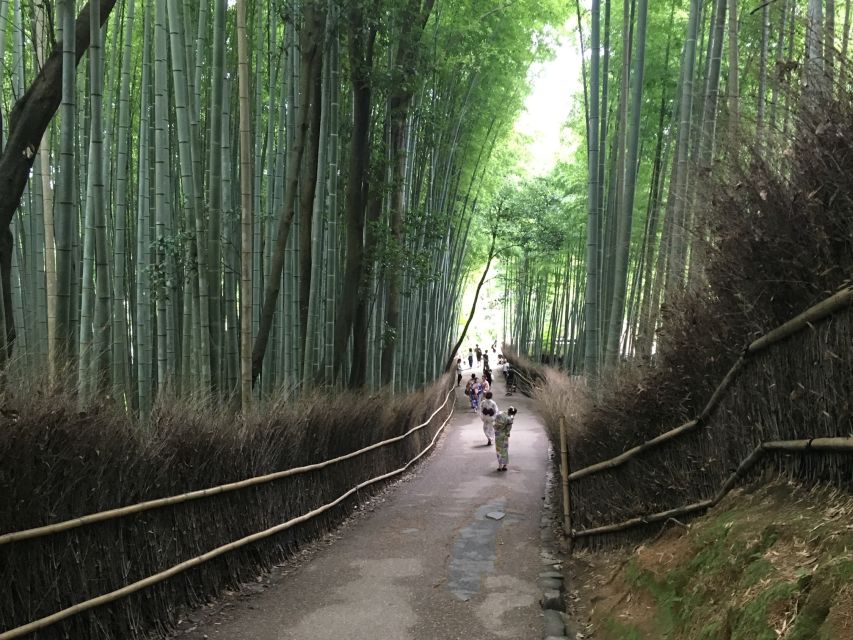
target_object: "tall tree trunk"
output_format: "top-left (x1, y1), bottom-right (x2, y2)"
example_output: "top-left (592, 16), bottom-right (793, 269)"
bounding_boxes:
top-left (236, 0), bottom-right (253, 408)
top-left (112, 0), bottom-right (135, 403)
top-left (136, 2), bottom-right (152, 421)
top-left (806, 0), bottom-right (825, 94)
top-left (726, 0), bottom-right (739, 138)
top-left (91, 0), bottom-right (111, 394)
top-left (207, 0), bottom-right (226, 392)
top-left (35, 2), bottom-right (57, 384)
top-left (605, 0), bottom-right (648, 367)
top-left (0, 0), bottom-right (119, 362)
top-left (826, 0), bottom-right (836, 83)
top-left (770, 0), bottom-right (788, 131)
top-left (607, 0), bottom-right (648, 366)
top-left (0, 0), bottom-right (115, 364)
top-left (250, 3), bottom-right (323, 384)
top-left (167, 0), bottom-right (211, 394)
top-left (666, 0), bottom-right (700, 299)
top-left (333, 7), bottom-right (377, 385)
top-left (584, 0), bottom-right (602, 379)
top-left (757, 2), bottom-right (770, 138)
top-left (601, 0), bottom-right (631, 357)
top-left (381, 0), bottom-right (436, 387)
top-left (299, 24), bottom-right (325, 372)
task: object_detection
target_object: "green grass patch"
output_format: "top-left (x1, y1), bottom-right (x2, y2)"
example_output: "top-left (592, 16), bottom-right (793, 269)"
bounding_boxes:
top-left (730, 581), bottom-right (799, 640)
top-left (598, 487), bottom-right (853, 640)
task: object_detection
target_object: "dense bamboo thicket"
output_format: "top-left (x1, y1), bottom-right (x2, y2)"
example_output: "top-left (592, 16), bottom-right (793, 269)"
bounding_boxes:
top-left (0, 0), bottom-right (568, 414)
top-left (500, 0), bottom-right (853, 375)
top-left (534, 80), bottom-right (853, 546)
top-left (538, 308), bottom-right (853, 548)
top-left (0, 374), bottom-right (452, 639)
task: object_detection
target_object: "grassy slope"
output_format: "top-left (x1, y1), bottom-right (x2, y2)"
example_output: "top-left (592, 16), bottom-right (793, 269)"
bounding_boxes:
top-left (573, 483), bottom-right (853, 640)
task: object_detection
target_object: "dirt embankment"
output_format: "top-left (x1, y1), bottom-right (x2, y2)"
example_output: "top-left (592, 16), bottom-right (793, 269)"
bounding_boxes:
top-left (565, 482), bottom-right (853, 640)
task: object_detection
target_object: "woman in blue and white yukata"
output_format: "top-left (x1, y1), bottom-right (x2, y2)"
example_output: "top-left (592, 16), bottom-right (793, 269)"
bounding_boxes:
top-left (493, 406), bottom-right (517, 472)
top-left (469, 380), bottom-right (482, 412)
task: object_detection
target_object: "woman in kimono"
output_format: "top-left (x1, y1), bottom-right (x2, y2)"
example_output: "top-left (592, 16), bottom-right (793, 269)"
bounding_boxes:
top-left (479, 391), bottom-right (498, 445)
top-left (493, 406), bottom-right (517, 471)
top-left (470, 380), bottom-right (482, 411)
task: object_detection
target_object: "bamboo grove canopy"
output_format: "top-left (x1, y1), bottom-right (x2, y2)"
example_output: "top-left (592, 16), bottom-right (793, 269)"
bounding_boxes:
top-left (0, 0), bottom-right (568, 415)
top-left (500, 0), bottom-right (851, 377)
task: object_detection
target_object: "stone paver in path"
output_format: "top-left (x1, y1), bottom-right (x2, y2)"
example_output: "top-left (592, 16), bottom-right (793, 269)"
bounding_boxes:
top-left (177, 382), bottom-right (550, 640)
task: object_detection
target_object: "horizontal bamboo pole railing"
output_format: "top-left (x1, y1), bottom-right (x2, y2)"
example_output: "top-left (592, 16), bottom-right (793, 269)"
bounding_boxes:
top-left (0, 397), bottom-right (457, 640)
top-left (568, 286), bottom-right (853, 483)
top-left (568, 420), bottom-right (700, 481)
top-left (746, 286), bottom-right (853, 355)
top-left (571, 436), bottom-right (853, 539)
top-left (0, 388), bottom-right (455, 546)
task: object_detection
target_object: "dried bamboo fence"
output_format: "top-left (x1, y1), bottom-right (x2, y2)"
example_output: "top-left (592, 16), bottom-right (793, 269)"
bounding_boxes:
top-left (554, 286), bottom-right (853, 547)
top-left (0, 379), bottom-right (455, 640)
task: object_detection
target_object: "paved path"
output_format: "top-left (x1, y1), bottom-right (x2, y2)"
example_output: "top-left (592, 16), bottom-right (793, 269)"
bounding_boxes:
top-left (178, 381), bottom-right (550, 640)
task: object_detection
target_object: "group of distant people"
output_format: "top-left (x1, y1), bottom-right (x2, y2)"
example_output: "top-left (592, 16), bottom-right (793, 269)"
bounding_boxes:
top-left (455, 342), bottom-right (518, 471)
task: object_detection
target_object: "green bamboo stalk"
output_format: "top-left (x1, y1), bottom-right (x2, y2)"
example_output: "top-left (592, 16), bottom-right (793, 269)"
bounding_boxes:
top-left (136, 2), bottom-right (153, 422)
top-left (236, 0), bottom-right (253, 408)
top-left (112, 0), bottom-right (135, 404)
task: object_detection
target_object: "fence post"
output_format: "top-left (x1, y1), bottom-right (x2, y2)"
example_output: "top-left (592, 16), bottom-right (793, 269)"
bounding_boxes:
top-left (559, 417), bottom-right (573, 553)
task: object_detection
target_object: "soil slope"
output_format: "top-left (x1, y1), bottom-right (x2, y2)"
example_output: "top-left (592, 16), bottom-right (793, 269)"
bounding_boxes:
top-left (567, 482), bottom-right (853, 640)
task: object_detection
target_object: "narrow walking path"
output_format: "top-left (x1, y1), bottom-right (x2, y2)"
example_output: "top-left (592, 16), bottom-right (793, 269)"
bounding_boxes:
top-left (177, 381), bottom-right (550, 640)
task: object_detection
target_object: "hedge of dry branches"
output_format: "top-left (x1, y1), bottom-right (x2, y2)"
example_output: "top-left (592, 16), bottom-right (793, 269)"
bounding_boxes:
top-left (537, 88), bottom-right (853, 548)
top-left (0, 375), bottom-right (452, 639)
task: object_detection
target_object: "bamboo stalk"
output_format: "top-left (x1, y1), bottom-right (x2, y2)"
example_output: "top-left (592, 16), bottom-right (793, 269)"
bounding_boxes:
top-left (569, 419), bottom-right (699, 481)
top-left (0, 403), bottom-right (456, 640)
top-left (559, 417), bottom-right (573, 551)
top-left (0, 387), bottom-right (454, 546)
top-left (747, 286), bottom-right (853, 354)
top-left (697, 355), bottom-right (745, 422)
top-left (572, 498), bottom-right (714, 539)
top-left (571, 436), bottom-right (853, 539)
top-left (763, 437), bottom-right (853, 452)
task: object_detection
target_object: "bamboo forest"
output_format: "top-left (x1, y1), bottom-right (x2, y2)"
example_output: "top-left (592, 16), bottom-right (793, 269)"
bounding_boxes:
top-left (2, 0), bottom-right (853, 639)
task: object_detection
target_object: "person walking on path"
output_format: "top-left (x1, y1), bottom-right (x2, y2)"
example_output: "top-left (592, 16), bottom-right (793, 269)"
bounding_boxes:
top-left (493, 406), bottom-right (517, 471)
top-left (479, 378), bottom-right (490, 405)
top-left (464, 374), bottom-right (480, 412)
top-left (456, 358), bottom-right (464, 386)
top-left (468, 348), bottom-right (474, 368)
top-left (470, 379), bottom-right (482, 412)
top-left (479, 391), bottom-right (498, 445)
top-left (504, 361), bottom-right (516, 395)
top-left (464, 373), bottom-right (476, 398)
top-left (475, 345), bottom-right (482, 363)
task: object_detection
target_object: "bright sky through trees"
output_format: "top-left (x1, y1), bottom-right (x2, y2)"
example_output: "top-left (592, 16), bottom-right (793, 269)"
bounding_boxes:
top-left (514, 25), bottom-right (581, 175)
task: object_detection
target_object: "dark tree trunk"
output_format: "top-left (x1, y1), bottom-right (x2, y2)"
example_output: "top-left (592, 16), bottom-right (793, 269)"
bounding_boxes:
top-left (251, 3), bottom-right (323, 383)
top-left (380, 0), bottom-right (435, 387)
top-left (334, 9), bottom-right (376, 385)
top-left (0, 0), bottom-right (118, 358)
top-left (299, 41), bottom-right (325, 370)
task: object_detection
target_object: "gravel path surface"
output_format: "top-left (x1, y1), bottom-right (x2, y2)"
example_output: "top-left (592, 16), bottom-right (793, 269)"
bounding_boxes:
top-left (176, 382), bottom-right (550, 640)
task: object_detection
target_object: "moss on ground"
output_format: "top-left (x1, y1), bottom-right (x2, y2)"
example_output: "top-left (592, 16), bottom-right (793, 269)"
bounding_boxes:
top-left (593, 484), bottom-right (853, 640)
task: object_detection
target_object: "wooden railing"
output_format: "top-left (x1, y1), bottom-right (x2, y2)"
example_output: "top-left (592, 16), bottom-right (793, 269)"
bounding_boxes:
top-left (555, 286), bottom-right (853, 542)
top-left (0, 387), bottom-right (456, 640)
